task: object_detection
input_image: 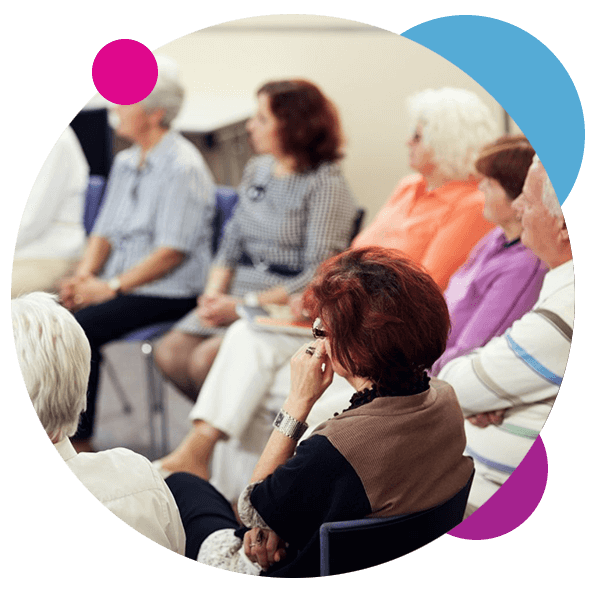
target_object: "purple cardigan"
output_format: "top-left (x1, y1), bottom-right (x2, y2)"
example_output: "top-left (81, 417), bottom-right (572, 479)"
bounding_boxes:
top-left (431, 228), bottom-right (548, 376)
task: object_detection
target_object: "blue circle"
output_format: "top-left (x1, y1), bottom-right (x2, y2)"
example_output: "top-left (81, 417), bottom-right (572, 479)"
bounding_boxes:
top-left (402, 16), bottom-right (585, 206)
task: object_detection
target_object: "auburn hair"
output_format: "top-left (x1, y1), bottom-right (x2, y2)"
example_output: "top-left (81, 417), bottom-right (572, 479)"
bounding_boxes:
top-left (475, 134), bottom-right (535, 199)
top-left (257, 79), bottom-right (344, 173)
top-left (303, 246), bottom-right (450, 391)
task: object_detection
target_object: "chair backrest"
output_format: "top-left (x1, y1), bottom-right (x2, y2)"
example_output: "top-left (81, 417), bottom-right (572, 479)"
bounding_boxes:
top-left (83, 175), bottom-right (108, 235)
top-left (212, 186), bottom-right (239, 254)
top-left (319, 469), bottom-right (474, 576)
top-left (350, 208), bottom-right (366, 243)
top-left (70, 108), bottom-right (114, 178)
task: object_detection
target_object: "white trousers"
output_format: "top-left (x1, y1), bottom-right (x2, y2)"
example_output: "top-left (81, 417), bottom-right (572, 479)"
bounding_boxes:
top-left (188, 319), bottom-right (309, 439)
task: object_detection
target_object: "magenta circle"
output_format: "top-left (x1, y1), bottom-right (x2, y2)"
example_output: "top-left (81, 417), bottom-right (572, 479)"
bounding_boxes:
top-left (448, 436), bottom-right (548, 540)
top-left (92, 39), bottom-right (158, 105)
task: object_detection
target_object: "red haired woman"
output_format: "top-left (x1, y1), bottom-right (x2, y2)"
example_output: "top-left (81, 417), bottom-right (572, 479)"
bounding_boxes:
top-left (164, 246), bottom-right (473, 577)
top-left (155, 79), bottom-right (356, 401)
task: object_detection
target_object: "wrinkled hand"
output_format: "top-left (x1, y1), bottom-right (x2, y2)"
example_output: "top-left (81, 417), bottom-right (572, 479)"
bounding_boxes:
top-left (288, 340), bottom-right (334, 409)
top-left (243, 527), bottom-right (286, 571)
top-left (466, 409), bottom-right (507, 428)
top-left (196, 294), bottom-right (240, 327)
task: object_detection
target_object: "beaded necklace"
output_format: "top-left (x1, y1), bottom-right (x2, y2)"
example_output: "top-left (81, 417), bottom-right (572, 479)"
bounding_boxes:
top-left (336, 371), bottom-right (431, 415)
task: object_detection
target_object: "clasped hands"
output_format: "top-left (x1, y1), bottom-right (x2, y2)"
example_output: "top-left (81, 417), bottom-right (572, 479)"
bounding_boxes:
top-left (195, 293), bottom-right (242, 327)
top-left (59, 273), bottom-right (117, 311)
top-left (243, 527), bottom-right (287, 571)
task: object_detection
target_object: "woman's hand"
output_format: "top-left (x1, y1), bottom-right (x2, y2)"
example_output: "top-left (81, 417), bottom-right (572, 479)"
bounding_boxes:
top-left (287, 340), bottom-right (334, 414)
top-left (60, 275), bottom-right (116, 311)
top-left (196, 294), bottom-right (241, 327)
top-left (59, 275), bottom-right (82, 310)
top-left (243, 527), bottom-right (286, 570)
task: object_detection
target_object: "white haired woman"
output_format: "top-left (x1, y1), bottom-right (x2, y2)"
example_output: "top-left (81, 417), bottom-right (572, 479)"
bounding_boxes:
top-left (59, 56), bottom-right (216, 451)
top-left (352, 86), bottom-right (499, 290)
top-left (12, 292), bottom-right (186, 553)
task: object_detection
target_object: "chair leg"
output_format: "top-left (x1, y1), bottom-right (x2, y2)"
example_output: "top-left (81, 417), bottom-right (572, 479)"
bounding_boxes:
top-left (142, 341), bottom-right (169, 459)
top-left (103, 357), bottom-right (133, 414)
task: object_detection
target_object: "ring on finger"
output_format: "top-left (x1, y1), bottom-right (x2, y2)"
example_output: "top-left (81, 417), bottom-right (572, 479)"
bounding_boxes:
top-left (305, 346), bottom-right (316, 356)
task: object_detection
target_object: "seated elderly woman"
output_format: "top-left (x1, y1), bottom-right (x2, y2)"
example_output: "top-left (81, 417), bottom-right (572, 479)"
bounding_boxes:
top-left (11, 292), bottom-right (185, 553)
top-left (59, 56), bottom-right (216, 451)
top-left (164, 246), bottom-right (473, 577)
top-left (431, 134), bottom-right (548, 374)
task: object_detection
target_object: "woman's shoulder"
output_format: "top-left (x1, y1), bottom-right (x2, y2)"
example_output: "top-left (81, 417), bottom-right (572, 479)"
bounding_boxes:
top-left (248, 154), bottom-right (276, 171)
top-left (308, 159), bottom-right (345, 179)
top-left (240, 155), bottom-right (275, 183)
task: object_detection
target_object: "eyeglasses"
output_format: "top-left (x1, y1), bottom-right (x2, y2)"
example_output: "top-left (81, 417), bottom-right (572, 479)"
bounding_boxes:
top-left (312, 317), bottom-right (327, 340)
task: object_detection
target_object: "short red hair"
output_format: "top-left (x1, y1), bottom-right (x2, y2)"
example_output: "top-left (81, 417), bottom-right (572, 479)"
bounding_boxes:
top-left (303, 247), bottom-right (450, 391)
top-left (257, 79), bottom-right (344, 173)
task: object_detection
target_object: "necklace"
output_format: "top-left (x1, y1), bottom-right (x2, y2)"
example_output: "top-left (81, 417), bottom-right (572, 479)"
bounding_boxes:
top-left (336, 371), bottom-right (431, 415)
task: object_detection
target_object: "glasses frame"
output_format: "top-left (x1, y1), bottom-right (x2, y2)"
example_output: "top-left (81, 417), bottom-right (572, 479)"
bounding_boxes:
top-left (312, 317), bottom-right (327, 340)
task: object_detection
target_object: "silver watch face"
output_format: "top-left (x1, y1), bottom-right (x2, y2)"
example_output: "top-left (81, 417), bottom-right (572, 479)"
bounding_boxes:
top-left (244, 292), bottom-right (259, 307)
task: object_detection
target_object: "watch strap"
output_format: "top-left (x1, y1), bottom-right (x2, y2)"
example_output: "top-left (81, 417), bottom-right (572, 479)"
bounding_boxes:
top-left (243, 291), bottom-right (260, 307)
top-left (107, 277), bottom-right (122, 294)
top-left (273, 409), bottom-right (308, 441)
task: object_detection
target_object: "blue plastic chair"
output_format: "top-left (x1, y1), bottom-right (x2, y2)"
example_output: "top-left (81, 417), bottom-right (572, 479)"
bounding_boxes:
top-left (83, 175), bottom-right (107, 234)
top-left (319, 469), bottom-right (474, 576)
top-left (100, 186), bottom-right (239, 459)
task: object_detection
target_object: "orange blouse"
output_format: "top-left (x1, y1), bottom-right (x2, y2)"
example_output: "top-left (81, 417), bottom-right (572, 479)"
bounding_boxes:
top-left (352, 174), bottom-right (495, 291)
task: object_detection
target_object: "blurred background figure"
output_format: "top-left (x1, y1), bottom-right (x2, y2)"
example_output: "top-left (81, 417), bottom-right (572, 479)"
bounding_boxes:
top-left (155, 79), bottom-right (357, 401)
top-left (12, 292), bottom-right (186, 553)
top-left (431, 135), bottom-right (548, 374)
top-left (60, 55), bottom-right (216, 452)
top-left (12, 126), bottom-right (89, 298)
top-left (438, 156), bottom-right (573, 512)
top-left (352, 87), bottom-right (499, 291)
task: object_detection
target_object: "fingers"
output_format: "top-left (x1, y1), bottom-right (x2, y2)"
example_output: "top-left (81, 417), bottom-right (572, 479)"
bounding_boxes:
top-left (488, 410), bottom-right (506, 425)
top-left (244, 528), bottom-right (285, 570)
top-left (299, 340), bottom-right (326, 358)
top-left (466, 410), bottom-right (506, 428)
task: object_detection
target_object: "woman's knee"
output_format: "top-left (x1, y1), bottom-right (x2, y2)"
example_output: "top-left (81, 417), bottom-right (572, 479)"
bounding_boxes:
top-left (188, 336), bottom-right (223, 382)
top-left (155, 331), bottom-right (202, 376)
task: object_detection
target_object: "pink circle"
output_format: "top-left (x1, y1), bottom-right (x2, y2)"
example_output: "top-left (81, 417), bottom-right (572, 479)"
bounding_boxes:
top-left (92, 39), bottom-right (158, 105)
top-left (448, 436), bottom-right (548, 540)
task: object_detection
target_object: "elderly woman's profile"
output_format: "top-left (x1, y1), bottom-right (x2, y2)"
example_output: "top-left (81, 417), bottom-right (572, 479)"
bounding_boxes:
top-left (165, 246), bottom-right (474, 577)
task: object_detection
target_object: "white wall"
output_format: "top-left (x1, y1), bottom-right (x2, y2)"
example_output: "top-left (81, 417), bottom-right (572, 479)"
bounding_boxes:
top-left (118, 15), bottom-right (508, 222)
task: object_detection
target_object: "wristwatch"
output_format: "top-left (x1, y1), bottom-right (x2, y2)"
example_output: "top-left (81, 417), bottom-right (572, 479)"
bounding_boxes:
top-left (273, 409), bottom-right (308, 441)
top-left (243, 291), bottom-right (260, 307)
top-left (107, 277), bottom-right (122, 295)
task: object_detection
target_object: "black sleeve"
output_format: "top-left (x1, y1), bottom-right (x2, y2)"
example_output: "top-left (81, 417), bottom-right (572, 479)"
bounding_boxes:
top-left (250, 435), bottom-right (371, 549)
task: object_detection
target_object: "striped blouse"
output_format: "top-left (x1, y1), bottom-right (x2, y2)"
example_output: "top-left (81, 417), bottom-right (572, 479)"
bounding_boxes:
top-left (92, 131), bottom-right (216, 298)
